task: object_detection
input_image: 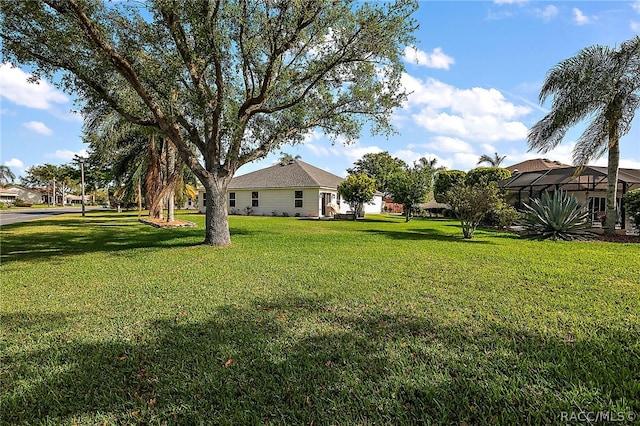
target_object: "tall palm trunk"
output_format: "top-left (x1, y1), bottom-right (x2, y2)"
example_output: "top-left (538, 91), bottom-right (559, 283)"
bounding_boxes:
top-left (137, 178), bottom-right (142, 216)
top-left (166, 142), bottom-right (175, 222)
top-left (604, 136), bottom-right (620, 236)
top-left (146, 134), bottom-right (164, 219)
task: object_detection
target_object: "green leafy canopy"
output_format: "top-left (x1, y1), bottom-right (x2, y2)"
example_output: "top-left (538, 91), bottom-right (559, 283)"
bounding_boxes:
top-left (1, 0), bottom-right (418, 245)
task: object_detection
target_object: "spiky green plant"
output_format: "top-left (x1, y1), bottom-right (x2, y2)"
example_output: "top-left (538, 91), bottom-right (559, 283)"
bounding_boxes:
top-left (522, 191), bottom-right (593, 241)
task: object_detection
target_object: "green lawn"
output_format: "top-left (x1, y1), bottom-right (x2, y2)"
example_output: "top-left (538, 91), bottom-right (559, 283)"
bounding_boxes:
top-left (1, 212), bottom-right (638, 425)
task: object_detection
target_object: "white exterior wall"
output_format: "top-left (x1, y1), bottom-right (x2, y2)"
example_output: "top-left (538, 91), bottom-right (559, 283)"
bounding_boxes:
top-left (364, 195), bottom-right (383, 214)
top-left (198, 188), bottom-right (383, 218)
top-left (338, 194), bottom-right (383, 215)
top-left (199, 188), bottom-right (329, 217)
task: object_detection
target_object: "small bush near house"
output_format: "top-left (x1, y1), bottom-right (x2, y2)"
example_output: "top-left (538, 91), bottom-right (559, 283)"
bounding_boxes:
top-left (13, 198), bottom-right (33, 207)
top-left (0, 202), bottom-right (8, 210)
top-left (622, 189), bottom-right (640, 231)
top-left (482, 205), bottom-right (523, 229)
top-left (444, 183), bottom-right (504, 239)
top-left (521, 191), bottom-right (592, 241)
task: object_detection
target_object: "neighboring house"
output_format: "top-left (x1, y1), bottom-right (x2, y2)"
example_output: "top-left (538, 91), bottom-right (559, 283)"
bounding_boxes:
top-left (506, 158), bottom-right (569, 174)
top-left (65, 194), bottom-right (91, 205)
top-left (0, 185), bottom-right (92, 205)
top-left (0, 185), bottom-right (48, 204)
top-left (182, 197), bottom-right (197, 210)
top-left (501, 160), bottom-right (640, 230)
top-left (197, 160), bottom-right (383, 218)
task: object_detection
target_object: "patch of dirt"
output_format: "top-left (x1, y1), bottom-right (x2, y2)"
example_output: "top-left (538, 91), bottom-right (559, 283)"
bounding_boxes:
top-left (139, 218), bottom-right (197, 228)
top-left (592, 234), bottom-right (639, 243)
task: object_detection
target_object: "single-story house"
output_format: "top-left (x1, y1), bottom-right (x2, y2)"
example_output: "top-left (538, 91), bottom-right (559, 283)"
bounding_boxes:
top-left (197, 160), bottom-right (383, 218)
top-left (0, 185), bottom-right (92, 205)
top-left (500, 159), bottom-right (640, 230)
top-left (0, 185), bottom-right (48, 204)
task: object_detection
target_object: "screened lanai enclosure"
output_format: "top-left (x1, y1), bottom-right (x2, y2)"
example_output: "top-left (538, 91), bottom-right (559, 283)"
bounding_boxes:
top-left (500, 166), bottom-right (640, 230)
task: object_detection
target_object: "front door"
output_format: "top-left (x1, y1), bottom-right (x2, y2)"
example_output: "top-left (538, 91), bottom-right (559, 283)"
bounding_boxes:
top-left (321, 193), bottom-right (330, 216)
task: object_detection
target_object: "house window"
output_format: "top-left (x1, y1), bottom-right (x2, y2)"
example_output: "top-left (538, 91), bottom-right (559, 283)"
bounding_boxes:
top-left (202, 192), bottom-right (206, 206)
top-left (295, 190), bottom-right (303, 208)
top-left (252, 191), bottom-right (259, 207)
top-left (229, 192), bottom-right (236, 208)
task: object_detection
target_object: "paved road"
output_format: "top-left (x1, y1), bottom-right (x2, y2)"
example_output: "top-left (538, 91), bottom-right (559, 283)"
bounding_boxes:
top-left (0, 206), bottom-right (106, 226)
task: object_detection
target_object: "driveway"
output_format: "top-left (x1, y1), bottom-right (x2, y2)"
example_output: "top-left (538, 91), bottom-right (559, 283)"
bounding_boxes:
top-left (0, 206), bottom-right (106, 226)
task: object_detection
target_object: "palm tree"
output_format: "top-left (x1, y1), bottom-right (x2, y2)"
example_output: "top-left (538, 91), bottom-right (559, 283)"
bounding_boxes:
top-left (0, 165), bottom-right (16, 185)
top-left (85, 107), bottom-right (188, 221)
top-left (528, 36), bottom-right (640, 235)
top-left (477, 152), bottom-right (506, 167)
top-left (278, 152), bottom-right (301, 164)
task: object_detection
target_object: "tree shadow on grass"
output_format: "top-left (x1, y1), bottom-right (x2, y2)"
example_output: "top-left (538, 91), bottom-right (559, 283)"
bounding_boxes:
top-left (2, 296), bottom-right (637, 425)
top-left (0, 213), bottom-right (253, 264)
top-left (361, 228), bottom-right (493, 244)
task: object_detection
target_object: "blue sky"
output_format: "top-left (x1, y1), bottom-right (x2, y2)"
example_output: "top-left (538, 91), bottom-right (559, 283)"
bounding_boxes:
top-left (1, 0), bottom-right (639, 180)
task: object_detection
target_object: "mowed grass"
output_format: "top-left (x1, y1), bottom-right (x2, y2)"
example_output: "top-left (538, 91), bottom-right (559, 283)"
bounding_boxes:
top-left (1, 211), bottom-right (638, 425)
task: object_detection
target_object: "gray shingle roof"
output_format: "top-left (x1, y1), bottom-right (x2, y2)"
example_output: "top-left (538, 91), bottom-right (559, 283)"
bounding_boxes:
top-left (228, 160), bottom-right (344, 190)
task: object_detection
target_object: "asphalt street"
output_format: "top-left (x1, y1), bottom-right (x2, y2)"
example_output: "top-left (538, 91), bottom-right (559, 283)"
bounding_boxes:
top-left (0, 206), bottom-right (106, 226)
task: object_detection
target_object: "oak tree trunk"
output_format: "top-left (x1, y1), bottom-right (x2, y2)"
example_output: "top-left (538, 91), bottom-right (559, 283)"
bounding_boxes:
top-left (202, 178), bottom-right (231, 246)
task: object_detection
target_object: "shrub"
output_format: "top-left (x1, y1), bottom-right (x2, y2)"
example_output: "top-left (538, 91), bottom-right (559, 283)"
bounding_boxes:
top-left (445, 182), bottom-right (504, 239)
top-left (521, 191), bottom-right (592, 241)
top-left (338, 173), bottom-right (376, 220)
top-left (483, 205), bottom-right (523, 229)
top-left (0, 202), bottom-right (8, 210)
top-left (465, 167), bottom-right (511, 186)
top-left (434, 170), bottom-right (466, 203)
top-left (622, 189), bottom-right (640, 231)
top-left (14, 198), bottom-right (33, 207)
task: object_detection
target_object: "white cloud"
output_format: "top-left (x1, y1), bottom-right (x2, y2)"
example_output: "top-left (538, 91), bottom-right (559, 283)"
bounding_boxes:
top-left (403, 46), bottom-right (455, 70)
top-left (392, 148), bottom-right (486, 172)
top-left (339, 143), bottom-right (383, 162)
top-left (304, 139), bottom-right (383, 163)
top-left (23, 121), bottom-right (53, 136)
top-left (631, 21), bottom-right (640, 32)
top-left (452, 153), bottom-right (483, 170)
top-left (572, 8), bottom-right (592, 25)
top-left (620, 158), bottom-right (640, 169)
top-left (0, 64), bottom-right (68, 109)
top-left (402, 75), bottom-right (530, 118)
top-left (46, 149), bottom-right (89, 161)
top-left (303, 130), bottom-right (324, 143)
top-left (392, 149), bottom-right (452, 169)
top-left (400, 74), bottom-right (531, 143)
top-left (632, 0), bottom-right (640, 13)
top-left (422, 136), bottom-right (474, 154)
top-left (536, 5), bottom-right (558, 21)
top-left (4, 158), bottom-right (24, 170)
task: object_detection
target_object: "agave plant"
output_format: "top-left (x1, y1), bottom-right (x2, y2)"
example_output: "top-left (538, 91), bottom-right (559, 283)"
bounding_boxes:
top-left (521, 191), bottom-right (593, 241)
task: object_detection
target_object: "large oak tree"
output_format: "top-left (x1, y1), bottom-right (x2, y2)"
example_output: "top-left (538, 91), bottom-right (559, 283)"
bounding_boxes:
top-left (1, 0), bottom-right (417, 245)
